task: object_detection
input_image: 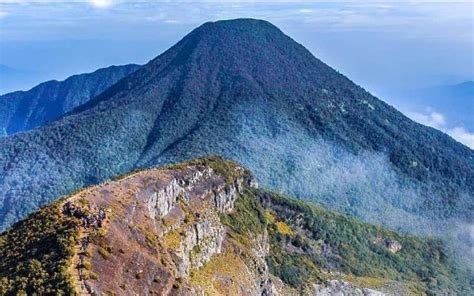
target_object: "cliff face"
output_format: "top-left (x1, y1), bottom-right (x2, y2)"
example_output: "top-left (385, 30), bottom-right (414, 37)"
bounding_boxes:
top-left (0, 158), bottom-right (470, 295)
top-left (64, 159), bottom-right (259, 295)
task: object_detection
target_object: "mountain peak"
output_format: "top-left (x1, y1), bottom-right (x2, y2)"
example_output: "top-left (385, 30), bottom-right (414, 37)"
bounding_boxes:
top-left (0, 19), bottom-right (472, 266)
top-left (146, 17), bottom-right (305, 70)
top-left (193, 18), bottom-right (281, 35)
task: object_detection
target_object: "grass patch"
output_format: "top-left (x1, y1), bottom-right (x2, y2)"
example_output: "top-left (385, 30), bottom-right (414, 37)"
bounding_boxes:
top-left (190, 251), bottom-right (253, 295)
top-left (163, 231), bottom-right (181, 249)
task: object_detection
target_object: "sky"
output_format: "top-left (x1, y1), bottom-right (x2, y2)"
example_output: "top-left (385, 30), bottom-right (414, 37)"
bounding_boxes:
top-left (0, 0), bottom-right (473, 147)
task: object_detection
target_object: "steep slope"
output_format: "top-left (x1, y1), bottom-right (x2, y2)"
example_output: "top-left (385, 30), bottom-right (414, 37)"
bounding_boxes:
top-left (0, 64), bottom-right (140, 135)
top-left (0, 158), bottom-right (470, 295)
top-left (0, 19), bottom-right (472, 245)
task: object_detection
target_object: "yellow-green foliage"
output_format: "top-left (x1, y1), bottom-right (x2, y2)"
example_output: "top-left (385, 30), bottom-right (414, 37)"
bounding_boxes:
top-left (163, 231), bottom-right (181, 249)
top-left (341, 274), bottom-right (387, 289)
top-left (266, 210), bottom-right (293, 235)
top-left (98, 247), bottom-right (111, 260)
top-left (0, 201), bottom-right (79, 295)
top-left (222, 188), bottom-right (471, 295)
top-left (265, 211), bottom-right (276, 223)
top-left (275, 221), bottom-right (293, 236)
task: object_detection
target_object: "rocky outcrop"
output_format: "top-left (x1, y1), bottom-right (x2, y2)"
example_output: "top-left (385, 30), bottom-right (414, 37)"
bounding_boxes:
top-left (313, 280), bottom-right (386, 296)
top-left (145, 168), bottom-right (211, 220)
top-left (176, 215), bottom-right (226, 277)
top-left (60, 160), bottom-right (261, 295)
top-left (251, 233), bottom-right (274, 295)
top-left (373, 237), bottom-right (403, 254)
top-left (384, 239), bottom-right (402, 253)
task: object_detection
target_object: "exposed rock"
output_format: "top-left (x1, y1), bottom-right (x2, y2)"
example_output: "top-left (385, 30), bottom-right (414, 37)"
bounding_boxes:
top-left (175, 211), bottom-right (226, 277)
top-left (313, 280), bottom-right (386, 296)
top-left (373, 237), bottom-right (403, 254)
top-left (385, 239), bottom-right (402, 254)
top-left (145, 168), bottom-right (210, 220)
top-left (60, 161), bottom-right (256, 295)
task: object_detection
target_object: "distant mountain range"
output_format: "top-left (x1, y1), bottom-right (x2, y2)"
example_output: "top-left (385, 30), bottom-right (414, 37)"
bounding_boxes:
top-left (0, 64), bottom-right (140, 135)
top-left (0, 18), bottom-right (472, 264)
top-left (1, 157), bottom-right (470, 295)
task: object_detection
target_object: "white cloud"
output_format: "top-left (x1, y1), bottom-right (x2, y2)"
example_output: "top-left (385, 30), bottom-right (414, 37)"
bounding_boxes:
top-left (449, 127), bottom-right (474, 149)
top-left (407, 111), bottom-right (445, 128)
top-left (163, 19), bottom-right (180, 24)
top-left (90, 0), bottom-right (113, 9)
top-left (407, 110), bottom-right (474, 149)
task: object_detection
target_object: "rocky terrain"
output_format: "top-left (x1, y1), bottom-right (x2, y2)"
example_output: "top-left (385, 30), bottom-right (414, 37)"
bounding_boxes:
top-left (0, 157), bottom-right (470, 295)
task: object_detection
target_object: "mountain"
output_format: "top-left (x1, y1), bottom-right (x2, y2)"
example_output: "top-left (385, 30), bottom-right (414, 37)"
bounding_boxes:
top-left (0, 18), bottom-right (472, 249)
top-left (0, 64), bottom-right (140, 135)
top-left (0, 157), bottom-right (470, 295)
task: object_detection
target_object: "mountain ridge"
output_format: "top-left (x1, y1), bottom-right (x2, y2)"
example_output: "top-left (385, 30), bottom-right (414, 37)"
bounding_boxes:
top-left (0, 19), bottom-right (472, 247)
top-left (0, 64), bottom-right (140, 135)
top-left (0, 157), bottom-right (470, 295)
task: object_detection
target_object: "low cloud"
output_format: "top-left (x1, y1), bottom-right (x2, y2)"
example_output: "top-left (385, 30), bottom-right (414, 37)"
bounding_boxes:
top-left (408, 111), bottom-right (446, 128)
top-left (449, 127), bottom-right (474, 149)
top-left (407, 110), bottom-right (474, 149)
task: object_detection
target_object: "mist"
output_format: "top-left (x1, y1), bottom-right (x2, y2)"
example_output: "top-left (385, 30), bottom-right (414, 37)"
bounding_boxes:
top-left (224, 105), bottom-right (474, 266)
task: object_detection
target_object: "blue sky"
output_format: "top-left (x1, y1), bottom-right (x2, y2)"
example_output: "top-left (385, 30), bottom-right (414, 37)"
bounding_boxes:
top-left (0, 0), bottom-right (473, 146)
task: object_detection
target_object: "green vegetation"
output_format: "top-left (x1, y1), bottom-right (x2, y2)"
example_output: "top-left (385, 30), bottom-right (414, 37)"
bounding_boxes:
top-left (0, 158), bottom-right (471, 295)
top-left (220, 189), bottom-right (267, 246)
top-left (0, 64), bottom-right (140, 135)
top-left (221, 187), bottom-right (472, 295)
top-left (260, 190), bottom-right (472, 295)
top-left (0, 201), bottom-right (79, 295)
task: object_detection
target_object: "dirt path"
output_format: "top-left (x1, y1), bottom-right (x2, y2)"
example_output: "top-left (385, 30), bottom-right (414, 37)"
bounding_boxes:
top-left (62, 196), bottom-right (105, 296)
top-left (69, 227), bottom-right (93, 295)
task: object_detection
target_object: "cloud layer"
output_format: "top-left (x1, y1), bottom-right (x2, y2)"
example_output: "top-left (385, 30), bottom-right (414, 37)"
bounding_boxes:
top-left (407, 110), bottom-right (474, 149)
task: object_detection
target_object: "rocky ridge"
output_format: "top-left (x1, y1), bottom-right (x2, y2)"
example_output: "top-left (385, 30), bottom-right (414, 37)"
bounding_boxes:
top-left (0, 158), bottom-right (470, 295)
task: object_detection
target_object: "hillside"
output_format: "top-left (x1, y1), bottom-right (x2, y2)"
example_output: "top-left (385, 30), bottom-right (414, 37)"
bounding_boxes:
top-left (0, 64), bottom-right (140, 135)
top-left (0, 18), bottom-right (472, 249)
top-left (0, 157), bottom-right (470, 295)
